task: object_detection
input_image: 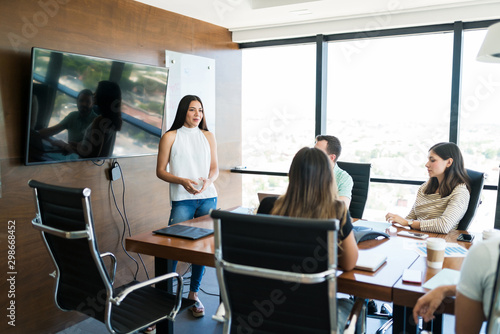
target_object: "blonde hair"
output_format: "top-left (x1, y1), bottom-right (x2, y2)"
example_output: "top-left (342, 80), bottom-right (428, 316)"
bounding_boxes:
top-left (271, 147), bottom-right (347, 234)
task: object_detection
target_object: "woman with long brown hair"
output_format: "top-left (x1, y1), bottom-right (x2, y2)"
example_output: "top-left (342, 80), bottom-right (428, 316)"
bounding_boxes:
top-left (386, 142), bottom-right (470, 233)
top-left (258, 147), bottom-right (358, 333)
top-left (156, 95), bottom-right (218, 320)
top-left (259, 147), bottom-right (358, 271)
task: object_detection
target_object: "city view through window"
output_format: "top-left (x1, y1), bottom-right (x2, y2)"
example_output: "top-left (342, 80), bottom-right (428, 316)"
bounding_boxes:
top-left (241, 28), bottom-right (499, 232)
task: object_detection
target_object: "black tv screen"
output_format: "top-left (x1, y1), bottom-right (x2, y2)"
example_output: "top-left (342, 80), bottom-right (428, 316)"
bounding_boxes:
top-left (25, 47), bottom-right (169, 165)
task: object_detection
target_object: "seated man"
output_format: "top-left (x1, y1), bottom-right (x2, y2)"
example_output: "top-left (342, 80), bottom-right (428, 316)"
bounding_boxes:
top-left (314, 135), bottom-right (353, 207)
top-left (39, 89), bottom-right (96, 144)
top-left (413, 237), bottom-right (499, 334)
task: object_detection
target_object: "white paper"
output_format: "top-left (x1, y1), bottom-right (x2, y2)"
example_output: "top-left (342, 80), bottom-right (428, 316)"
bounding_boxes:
top-left (422, 268), bottom-right (461, 290)
top-left (403, 240), bottom-right (468, 257)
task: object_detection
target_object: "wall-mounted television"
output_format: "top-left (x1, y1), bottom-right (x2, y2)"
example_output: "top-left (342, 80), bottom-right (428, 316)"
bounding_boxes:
top-left (25, 47), bottom-right (169, 165)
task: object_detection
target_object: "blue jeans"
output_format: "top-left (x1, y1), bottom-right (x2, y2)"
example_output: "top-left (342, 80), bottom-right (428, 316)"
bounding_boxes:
top-left (169, 197), bottom-right (217, 293)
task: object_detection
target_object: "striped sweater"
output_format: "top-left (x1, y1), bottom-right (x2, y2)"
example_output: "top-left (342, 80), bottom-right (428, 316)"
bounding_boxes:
top-left (406, 181), bottom-right (470, 234)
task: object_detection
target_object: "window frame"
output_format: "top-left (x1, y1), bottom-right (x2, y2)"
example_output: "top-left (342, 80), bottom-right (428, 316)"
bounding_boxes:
top-left (236, 19), bottom-right (500, 228)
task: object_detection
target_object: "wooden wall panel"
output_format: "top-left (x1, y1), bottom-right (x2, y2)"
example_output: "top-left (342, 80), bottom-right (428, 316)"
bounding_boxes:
top-left (0, 0), bottom-right (241, 333)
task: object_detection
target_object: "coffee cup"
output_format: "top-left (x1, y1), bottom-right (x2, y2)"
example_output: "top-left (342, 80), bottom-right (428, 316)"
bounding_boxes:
top-left (426, 238), bottom-right (446, 269)
top-left (482, 229), bottom-right (500, 240)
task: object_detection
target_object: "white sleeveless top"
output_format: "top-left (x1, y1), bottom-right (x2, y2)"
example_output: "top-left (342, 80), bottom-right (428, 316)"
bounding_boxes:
top-left (169, 126), bottom-right (217, 201)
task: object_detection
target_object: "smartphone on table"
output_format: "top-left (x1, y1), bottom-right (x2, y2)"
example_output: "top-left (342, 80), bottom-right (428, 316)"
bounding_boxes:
top-left (457, 233), bottom-right (474, 242)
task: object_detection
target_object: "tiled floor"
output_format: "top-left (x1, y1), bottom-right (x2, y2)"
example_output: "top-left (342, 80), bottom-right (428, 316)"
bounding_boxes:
top-left (57, 266), bottom-right (474, 334)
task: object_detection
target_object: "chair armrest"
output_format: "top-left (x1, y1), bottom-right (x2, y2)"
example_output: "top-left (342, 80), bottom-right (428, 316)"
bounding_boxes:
top-left (111, 272), bottom-right (184, 318)
top-left (100, 252), bottom-right (117, 284)
top-left (344, 297), bottom-right (365, 334)
top-left (32, 218), bottom-right (89, 239)
top-left (219, 258), bottom-right (336, 284)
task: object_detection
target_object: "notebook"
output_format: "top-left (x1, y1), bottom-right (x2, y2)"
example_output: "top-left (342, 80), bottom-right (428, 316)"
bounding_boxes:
top-left (354, 251), bottom-right (387, 272)
top-left (153, 224), bottom-right (214, 240)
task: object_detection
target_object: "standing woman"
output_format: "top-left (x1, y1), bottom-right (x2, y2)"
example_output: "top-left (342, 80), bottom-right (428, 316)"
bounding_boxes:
top-left (156, 95), bottom-right (218, 318)
top-left (386, 142), bottom-right (470, 234)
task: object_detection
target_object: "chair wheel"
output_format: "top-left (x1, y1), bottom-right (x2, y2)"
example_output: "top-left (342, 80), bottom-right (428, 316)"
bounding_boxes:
top-left (367, 300), bottom-right (378, 315)
top-left (380, 303), bottom-right (392, 316)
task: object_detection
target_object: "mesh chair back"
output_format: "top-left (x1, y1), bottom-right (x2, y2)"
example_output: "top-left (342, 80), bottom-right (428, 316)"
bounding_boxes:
top-left (336, 161), bottom-right (371, 219)
top-left (457, 169), bottom-right (485, 230)
top-left (29, 180), bottom-right (111, 323)
top-left (211, 210), bottom-right (339, 334)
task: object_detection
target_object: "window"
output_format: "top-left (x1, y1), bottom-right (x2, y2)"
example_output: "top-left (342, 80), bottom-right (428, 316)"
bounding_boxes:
top-left (459, 28), bottom-right (500, 231)
top-left (460, 29), bottom-right (500, 187)
top-left (241, 44), bottom-right (316, 207)
top-left (326, 32), bottom-right (455, 221)
top-left (242, 174), bottom-right (288, 209)
top-left (242, 44), bottom-right (316, 172)
top-left (239, 22), bottom-right (499, 229)
top-left (327, 32), bottom-right (454, 181)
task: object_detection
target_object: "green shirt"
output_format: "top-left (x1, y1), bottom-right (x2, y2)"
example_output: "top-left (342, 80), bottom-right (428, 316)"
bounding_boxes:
top-left (59, 110), bottom-right (97, 142)
top-left (334, 164), bottom-right (353, 199)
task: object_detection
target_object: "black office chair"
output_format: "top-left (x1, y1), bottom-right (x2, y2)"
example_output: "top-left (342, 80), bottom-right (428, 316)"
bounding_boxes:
top-left (457, 168), bottom-right (485, 231)
top-left (211, 209), bottom-right (364, 334)
top-left (336, 161), bottom-right (371, 219)
top-left (28, 180), bottom-right (194, 334)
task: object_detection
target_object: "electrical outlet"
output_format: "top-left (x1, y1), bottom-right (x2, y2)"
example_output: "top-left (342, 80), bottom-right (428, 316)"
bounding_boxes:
top-left (108, 163), bottom-right (121, 181)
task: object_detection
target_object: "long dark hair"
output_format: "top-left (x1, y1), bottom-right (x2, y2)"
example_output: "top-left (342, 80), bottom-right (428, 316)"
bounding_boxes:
top-left (271, 147), bottom-right (346, 224)
top-left (94, 81), bottom-right (122, 131)
top-left (167, 95), bottom-right (208, 132)
top-left (425, 142), bottom-right (470, 197)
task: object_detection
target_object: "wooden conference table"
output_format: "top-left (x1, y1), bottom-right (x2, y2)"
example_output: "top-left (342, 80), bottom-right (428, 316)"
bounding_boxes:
top-left (126, 212), bottom-right (474, 334)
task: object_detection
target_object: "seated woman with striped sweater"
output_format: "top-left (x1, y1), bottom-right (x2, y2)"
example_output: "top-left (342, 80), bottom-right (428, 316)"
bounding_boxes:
top-left (385, 142), bottom-right (470, 234)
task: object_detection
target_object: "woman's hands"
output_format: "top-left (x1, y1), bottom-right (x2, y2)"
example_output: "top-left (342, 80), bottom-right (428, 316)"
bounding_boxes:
top-left (385, 213), bottom-right (406, 225)
top-left (197, 177), bottom-right (212, 194)
top-left (386, 213), bottom-right (421, 229)
top-left (180, 177), bottom-right (212, 195)
top-left (180, 178), bottom-right (200, 195)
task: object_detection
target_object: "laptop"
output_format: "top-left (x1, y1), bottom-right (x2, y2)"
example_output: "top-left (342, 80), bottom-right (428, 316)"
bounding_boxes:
top-left (153, 224), bottom-right (214, 240)
top-left (257, 192), bottom-right (280, 202)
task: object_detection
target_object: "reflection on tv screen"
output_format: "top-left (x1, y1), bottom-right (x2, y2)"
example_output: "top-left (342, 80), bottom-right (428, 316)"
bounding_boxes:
top-left (25, 47), bottom-right (169, 165)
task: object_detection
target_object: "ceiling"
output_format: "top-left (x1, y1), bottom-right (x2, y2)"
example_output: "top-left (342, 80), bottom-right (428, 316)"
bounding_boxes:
top-left (135, 0), bottom-right (500, 42)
